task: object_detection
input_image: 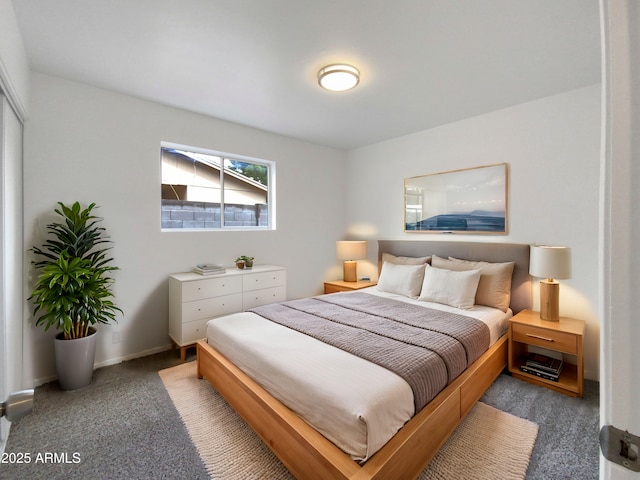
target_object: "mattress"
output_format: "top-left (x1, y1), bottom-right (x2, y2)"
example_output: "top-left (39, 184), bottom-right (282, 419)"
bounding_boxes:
top-left (205, 288), bottom-right (511, 462)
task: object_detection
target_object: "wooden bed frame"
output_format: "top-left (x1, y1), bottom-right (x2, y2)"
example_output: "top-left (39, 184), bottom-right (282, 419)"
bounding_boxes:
top-left (196, 240), bottom-right (531, 480)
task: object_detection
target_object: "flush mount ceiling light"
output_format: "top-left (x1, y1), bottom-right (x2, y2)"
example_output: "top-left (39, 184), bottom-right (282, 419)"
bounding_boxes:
top-left (317, 64), bottom-right (360, 92)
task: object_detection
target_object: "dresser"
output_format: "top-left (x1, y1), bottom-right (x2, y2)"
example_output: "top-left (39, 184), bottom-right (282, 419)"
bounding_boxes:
top-left (169, 265), bottom-right (286, 359)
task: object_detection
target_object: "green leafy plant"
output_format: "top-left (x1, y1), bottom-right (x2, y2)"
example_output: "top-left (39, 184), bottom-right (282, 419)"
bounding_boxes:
top-left (29, 202), bottom-right (122, 339)
top-left (235, 255), bottom-right (254, 268)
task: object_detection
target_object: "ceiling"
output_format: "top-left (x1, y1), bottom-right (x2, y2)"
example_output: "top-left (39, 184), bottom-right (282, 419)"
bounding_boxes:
top-left (12, 0), bottom-right (601, 150)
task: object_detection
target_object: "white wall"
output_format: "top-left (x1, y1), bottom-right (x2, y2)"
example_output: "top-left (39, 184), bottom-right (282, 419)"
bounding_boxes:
top-left (23, 73), bottom-right (346, 385)
top-left (346, 85), bottom-right (601, 381)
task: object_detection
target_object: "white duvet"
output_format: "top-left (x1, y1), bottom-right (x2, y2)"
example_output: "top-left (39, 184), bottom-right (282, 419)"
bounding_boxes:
top-left (205, 288), bottom-right (510, 462)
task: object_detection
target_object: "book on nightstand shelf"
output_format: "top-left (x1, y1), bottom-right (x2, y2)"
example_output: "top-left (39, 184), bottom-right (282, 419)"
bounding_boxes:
top-left (520, 364), bottom-right (563, 381)
top-left (192, 264), bottom-right (226, 275)
top-left (520, 352), bottom-right (564, 381)
top-left (525, 352), bottom-right (563, 373)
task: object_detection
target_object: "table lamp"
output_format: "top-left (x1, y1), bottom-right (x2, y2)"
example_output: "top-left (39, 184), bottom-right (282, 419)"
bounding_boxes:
top-left (529, 245), bottom-right (571, 321)
top-left (336, 241), bottom-right (367, 282)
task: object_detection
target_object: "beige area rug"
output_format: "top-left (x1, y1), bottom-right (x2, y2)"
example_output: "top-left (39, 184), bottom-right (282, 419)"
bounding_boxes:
top-left (160, 362), bottom-right (538, 480)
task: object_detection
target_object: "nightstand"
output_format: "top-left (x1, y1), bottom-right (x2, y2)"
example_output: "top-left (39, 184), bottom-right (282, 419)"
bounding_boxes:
top-left (508, 309), bottom-right (585, 397)
top-left (324, 279), bottom-right (377, 294)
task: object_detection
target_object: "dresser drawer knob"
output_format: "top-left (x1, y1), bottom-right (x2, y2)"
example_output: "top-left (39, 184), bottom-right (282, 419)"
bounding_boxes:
top-left (526, 333), bottom-right (555, 342)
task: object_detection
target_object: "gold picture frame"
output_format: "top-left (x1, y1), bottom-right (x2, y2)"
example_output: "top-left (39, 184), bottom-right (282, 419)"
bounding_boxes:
top-left (404, 163), bottom-right (508, 234)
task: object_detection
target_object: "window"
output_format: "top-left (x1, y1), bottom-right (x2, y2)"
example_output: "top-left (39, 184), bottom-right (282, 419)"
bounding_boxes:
top-left (404, 186), bottom-right (423, 226)
top-left (161, 143), bottom-right (274, 230)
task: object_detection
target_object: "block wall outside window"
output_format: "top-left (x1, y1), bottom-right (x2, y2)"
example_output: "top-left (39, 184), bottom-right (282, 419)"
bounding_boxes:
top-left (161, 200), bottom-right (268, 229)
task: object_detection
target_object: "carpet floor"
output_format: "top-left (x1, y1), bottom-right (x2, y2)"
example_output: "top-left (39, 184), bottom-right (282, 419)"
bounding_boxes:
top-left (2, 351), bottom-right (209, 480)
top-left (2, 349), bottom-right (599, 479)
top-left (160, 362), bottom-right (539, 480)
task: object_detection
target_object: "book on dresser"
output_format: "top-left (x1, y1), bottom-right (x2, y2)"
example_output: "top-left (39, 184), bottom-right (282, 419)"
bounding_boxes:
top-left (192, 264), bottom-right (226, 275)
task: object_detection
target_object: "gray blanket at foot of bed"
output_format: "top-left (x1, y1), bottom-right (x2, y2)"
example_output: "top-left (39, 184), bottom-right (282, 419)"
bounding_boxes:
top-left (249, 292), bottom-right (490, 410)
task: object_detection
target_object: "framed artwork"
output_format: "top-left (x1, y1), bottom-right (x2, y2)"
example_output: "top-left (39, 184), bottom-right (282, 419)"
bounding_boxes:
top-left (404, 163), bottom-right (508, 234)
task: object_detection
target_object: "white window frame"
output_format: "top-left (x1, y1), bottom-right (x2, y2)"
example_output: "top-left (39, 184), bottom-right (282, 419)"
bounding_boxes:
top-left (161, 141), bottom-right (276, 231)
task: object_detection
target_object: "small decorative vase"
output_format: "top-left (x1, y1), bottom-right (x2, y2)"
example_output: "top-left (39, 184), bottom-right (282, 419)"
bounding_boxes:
top-left (236, 261), bottom-right (245, 269)
top-left (245, 259), bottom-right (253, 268)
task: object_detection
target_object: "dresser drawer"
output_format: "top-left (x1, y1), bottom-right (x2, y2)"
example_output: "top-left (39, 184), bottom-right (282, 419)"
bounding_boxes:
top-left (243, 270), bottom-right (286, 292)
top-left (182, 293), bottom-right (243, 321)
top-left (512, 323), bottom-right (577, 354)
top-left (243, 286), bottom-right (286, 309)
top-left (182, 276), bottom-right (243, 302)
top-left (181, 319), bottom-right (209, 344)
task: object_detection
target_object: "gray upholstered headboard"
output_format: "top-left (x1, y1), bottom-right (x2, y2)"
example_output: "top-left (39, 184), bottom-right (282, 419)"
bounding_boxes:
top-left (377, 240), bottom-right (531, 314)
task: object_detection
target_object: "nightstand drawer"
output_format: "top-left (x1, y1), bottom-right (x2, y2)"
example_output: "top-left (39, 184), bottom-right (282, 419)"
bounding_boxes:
top-left (324, 283), bottom-right (346, 294)
top-left (512, 323), bottom-right (578, 354)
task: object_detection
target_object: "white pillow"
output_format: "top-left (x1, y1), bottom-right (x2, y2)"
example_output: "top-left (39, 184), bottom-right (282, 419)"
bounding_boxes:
top-left (377, 261), bottom-right (426, 298)
top-left (418, 264), bottom-right (481, 309)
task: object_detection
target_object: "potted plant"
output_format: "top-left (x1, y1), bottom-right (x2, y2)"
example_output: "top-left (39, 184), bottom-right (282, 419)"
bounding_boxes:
top-left (235, 255), bottom-right (254, 269)
top-left (28, 201), bottom-right (122, 390)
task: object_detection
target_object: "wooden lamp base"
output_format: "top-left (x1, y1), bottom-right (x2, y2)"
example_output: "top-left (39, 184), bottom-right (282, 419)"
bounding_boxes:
top-left (343, 260), bottom-right (357, 282)
top-left (539, 279), bottom-right (560, 321)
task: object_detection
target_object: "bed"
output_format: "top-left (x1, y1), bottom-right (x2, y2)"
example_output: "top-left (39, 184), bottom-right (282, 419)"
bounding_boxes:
top-left (196, 240), bottom-right (531, 480)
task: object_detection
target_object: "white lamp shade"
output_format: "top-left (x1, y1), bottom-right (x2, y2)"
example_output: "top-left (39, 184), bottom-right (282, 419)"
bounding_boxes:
top-left (529, 245), bottom-right (571, 280)
top-left (336, 241), bottom-right (367, 260)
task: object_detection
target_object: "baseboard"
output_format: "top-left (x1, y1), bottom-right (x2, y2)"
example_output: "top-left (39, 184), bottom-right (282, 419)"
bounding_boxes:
top-left (94, 344), bottom-right (173, 369)
top-left (32, 343), bottom-right (174, 387)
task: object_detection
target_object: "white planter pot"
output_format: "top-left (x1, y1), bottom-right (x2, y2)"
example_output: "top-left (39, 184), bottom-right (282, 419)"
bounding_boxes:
top-left (54, 327), bottom-right (97, 390)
